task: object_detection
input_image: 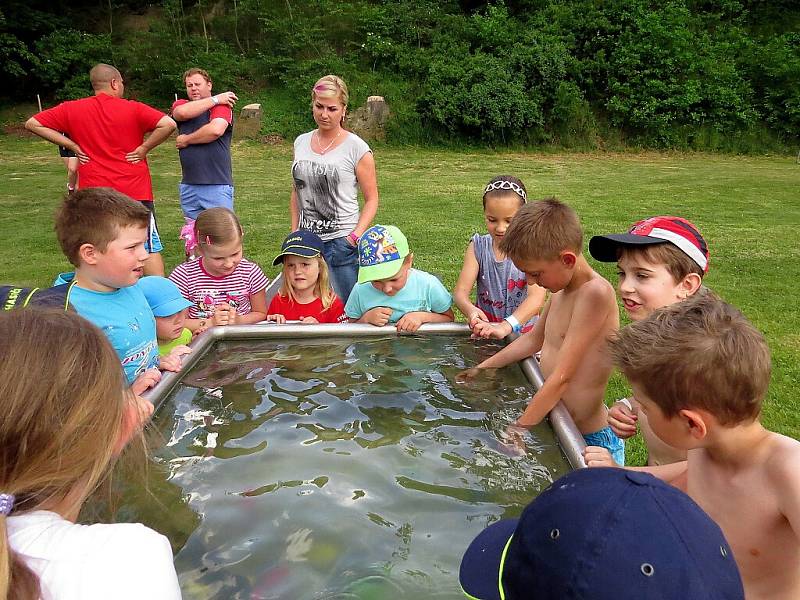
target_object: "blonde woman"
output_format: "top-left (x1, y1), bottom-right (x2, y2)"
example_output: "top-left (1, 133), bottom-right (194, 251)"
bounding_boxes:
top-left (289, 75), bottom-right (380, 302)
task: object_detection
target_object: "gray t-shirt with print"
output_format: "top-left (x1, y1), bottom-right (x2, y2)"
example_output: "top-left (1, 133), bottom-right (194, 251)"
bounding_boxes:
top-left (292, 131), bottom-right (371, 241)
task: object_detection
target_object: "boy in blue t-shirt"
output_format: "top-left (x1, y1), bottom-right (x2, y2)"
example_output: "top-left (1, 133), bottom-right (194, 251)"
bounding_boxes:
top-left (54, 188), bottom-right (174, 397)
top-left (345, 224), bottom-right (454, 332)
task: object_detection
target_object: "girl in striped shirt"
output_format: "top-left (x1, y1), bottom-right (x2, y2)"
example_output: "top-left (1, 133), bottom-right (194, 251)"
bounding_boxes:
top-left (169, 208), bottom-right (268, 333)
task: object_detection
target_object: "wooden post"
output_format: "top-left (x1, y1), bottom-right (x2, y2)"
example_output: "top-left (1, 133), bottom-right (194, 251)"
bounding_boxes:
top-left (36, 94), bottom-right (42, 112)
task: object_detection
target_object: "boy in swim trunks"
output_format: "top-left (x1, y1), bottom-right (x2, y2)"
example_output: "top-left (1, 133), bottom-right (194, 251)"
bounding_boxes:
top-left (468, 198), bottom-right (622, 462)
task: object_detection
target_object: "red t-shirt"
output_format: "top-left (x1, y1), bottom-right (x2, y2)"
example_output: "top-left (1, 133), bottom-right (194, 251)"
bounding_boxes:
top-left (267, 294), bottom-right (347, 323)
top-left (34, 94), bottom-right (165, 200)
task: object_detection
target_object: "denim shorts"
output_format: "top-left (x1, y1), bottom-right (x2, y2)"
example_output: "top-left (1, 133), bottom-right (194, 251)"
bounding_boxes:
top-left (179, 183), bottom-right (234, 220)
top-left (583, 426), bottom-right (625, 466)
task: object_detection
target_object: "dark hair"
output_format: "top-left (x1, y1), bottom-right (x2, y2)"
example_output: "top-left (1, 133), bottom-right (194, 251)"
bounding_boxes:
top-left (482, 175), bottom-right (527, 208)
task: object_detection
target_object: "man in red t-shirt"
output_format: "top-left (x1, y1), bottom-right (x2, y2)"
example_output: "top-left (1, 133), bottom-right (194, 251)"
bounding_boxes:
top-left (26, 63), bottom-right (176, 276)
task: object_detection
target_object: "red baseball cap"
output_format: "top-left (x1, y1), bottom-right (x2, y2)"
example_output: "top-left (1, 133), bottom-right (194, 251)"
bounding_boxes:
top-left (589, 216), bottom-right (709, 273)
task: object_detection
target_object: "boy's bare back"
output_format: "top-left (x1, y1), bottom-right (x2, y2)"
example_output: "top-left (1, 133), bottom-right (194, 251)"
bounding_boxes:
top-left (687, 432), bottom-right (800, 599)
top-left (538, 269), bottom-right (618, 434)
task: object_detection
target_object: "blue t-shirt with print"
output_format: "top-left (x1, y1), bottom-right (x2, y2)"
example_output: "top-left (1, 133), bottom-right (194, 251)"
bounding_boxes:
top-left (67, 283), bottom-right (159, 384)
top-left (344, 268), bottom-right (452, 323)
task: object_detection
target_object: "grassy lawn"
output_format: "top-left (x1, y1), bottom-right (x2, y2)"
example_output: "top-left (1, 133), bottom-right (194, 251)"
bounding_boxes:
top-left (1, 132), bottom-right (798, 464)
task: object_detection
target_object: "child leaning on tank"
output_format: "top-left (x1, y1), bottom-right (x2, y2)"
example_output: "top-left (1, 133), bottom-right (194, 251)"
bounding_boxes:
top-left (459, 198), bottom-right (623, 463)
top-left (587, 294), bottom-right (800, 600)
top-left (584, 215), bottom-right (712, 467)
top-left (53, 187), bottom-right (183, 398)
top-left (453, 175), bottom-right (546, 339)
top-left (344, 224), bottom-right (455, 332)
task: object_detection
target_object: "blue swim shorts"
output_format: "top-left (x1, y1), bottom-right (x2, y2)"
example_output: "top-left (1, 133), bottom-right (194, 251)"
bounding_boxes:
top-left (583, 426), bottom-right (625, 466)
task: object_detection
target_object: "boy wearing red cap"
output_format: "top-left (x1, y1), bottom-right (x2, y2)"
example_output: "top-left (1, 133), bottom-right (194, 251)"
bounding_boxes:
top-left (585, 216), bottom-right (710, 466)
top-left (597, 295), bottom-right (800, 600)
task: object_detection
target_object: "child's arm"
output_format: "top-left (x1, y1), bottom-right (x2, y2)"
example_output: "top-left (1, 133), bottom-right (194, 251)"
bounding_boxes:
top-left (608, 398), bottom-right (639, 439)
top-left (396, 308), bottom-right (455, 332)
top-left (235, 288), bottom-right (268, 324)
top-left (472, 283), bottom-right (547, 339)
top-left (773, 443), bottom-right (800, 542)
top-left (514, 281), bottom-right (614, 428)
top-left (158, 345), bottom-right (192, 372)
top-left (474, 299), bottom-right (550, 370)
top-left (453, 241), bottom-right (487, 327)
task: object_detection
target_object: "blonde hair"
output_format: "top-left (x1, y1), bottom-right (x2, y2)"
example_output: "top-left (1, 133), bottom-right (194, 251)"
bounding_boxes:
top-left (311, 75), bottom-right (349, 123)
top-left (55, 188), bottom-right (150, 267)
top-left (195, 207), bottom-right (243, 249)
top-left (0, 309), bottom-right (129, 600)
top-left (499, 197), bottom-right (583, 261)
top-left (609, 294), bottom-right (770, 425)
top-left (279, 256), bottom-right (336, 309)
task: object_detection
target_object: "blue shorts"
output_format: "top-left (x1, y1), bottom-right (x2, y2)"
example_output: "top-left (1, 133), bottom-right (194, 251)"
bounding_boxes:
top-left (583, 426), bottom-right (625, 466)
top-left (179, 183), bottom-right (234, 220)
top-left (139, 201), bottom-right (163, 254)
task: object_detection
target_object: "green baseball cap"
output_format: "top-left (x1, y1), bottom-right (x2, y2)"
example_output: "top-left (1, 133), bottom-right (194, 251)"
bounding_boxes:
top-left (356, 225), bottom-right (410, 284)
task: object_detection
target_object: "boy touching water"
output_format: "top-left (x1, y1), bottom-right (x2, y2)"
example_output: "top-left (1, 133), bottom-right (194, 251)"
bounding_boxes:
top-left (467, 199), bottom-right (621, 461)
top-left (345, 224), bottom-right (454, 332)
top-left (594, 295), bottom-right (800, 600)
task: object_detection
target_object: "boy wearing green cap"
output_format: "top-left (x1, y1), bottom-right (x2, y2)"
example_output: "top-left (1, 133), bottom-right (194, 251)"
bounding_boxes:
top-left (345, 224), bottom-right (454, 332)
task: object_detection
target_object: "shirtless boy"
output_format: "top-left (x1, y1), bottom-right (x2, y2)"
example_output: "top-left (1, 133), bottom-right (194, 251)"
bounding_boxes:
top-left (599, 294), bottom-right (800, 599)
top-left (470, 198), bottom-right (622, 462)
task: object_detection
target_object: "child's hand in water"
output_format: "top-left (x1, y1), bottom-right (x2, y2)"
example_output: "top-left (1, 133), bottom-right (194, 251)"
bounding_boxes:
top-left (300, 316), bottom-right (319, 324)
top-left (363, 306), bottom-right (392, 327)
top-left (499, 422), bottom-right (528, 456)
top-left (608, 399), bottom-right (638, 439)
top-left (213, 303), bottom-right (236, 326)
top-left (131, 368), bottom-right (161, 395)
top-left (159, 346), bottom-right (192, 372)
top-left (583, 446), bottom-right (621, 468)
top-left (456, 366), bottom-right (483, 382)
top-left (265, 314), bottom-right (286, 324)
top-left (472, 319), bottom-right (513, 340)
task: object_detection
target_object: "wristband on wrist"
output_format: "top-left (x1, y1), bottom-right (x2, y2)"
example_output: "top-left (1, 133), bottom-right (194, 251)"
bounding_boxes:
top-left (211, 95), bottom-right (219, 106)
top-left (347, 231), bottom-right (359, 244)
top-left (615, 397), bottom-right (634, 412)
top-left (504, 314), bottom-right (522, 333)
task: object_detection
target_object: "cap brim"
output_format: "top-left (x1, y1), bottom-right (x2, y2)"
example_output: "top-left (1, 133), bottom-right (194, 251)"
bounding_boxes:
top-left (272, 249), bottom-right (321, 266)
top-left (459, 519), bottom-right (518, 600)
top-left (588, 234), bottom-right (667, 263)
top-left (152, 297), bottom-right (193, 317)
top-left (356, 259), bottom-right (404, 284)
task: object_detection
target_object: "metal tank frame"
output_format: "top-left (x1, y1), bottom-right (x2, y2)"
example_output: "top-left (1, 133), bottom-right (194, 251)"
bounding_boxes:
top-left (144, 322), bottom-right (587, 469)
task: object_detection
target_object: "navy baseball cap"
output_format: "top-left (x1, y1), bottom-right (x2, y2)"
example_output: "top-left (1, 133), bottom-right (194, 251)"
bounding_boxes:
top-left (137, 276), bottom-right (192, 317)
top-left (272, 230), bottom-right (325, 266)
top-left (459, 468), bottom-right (743, 600)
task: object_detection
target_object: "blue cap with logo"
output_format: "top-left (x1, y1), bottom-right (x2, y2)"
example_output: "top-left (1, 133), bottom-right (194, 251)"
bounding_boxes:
top-left (459, 467), bottom-right (743, 600)
top-left (138, 276), bottom-right (193, 318)
top-left (272, 230), bottom-right (325, 266)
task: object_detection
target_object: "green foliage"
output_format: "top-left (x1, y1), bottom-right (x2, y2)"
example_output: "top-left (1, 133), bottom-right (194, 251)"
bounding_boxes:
top-left (1, 0), bottom-right (798, 152)
top-left (34, 30), bottom-right (113, 100)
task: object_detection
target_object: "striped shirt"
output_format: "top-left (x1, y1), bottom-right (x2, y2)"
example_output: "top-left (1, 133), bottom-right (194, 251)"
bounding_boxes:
top-left (169, 258), bottom-right (269, 320)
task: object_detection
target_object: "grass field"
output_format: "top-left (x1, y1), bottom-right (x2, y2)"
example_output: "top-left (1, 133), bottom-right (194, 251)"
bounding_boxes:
top-left (1, 132), bottom-right (798, 463)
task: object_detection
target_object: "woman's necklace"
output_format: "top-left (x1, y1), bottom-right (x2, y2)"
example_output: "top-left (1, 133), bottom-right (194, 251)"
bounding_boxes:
top-left (314, 129), bottom-right (342, 154)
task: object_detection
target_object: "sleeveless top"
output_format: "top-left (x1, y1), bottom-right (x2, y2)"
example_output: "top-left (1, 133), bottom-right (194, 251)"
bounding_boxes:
top-left (472, 233), bottom-right (535, 328)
